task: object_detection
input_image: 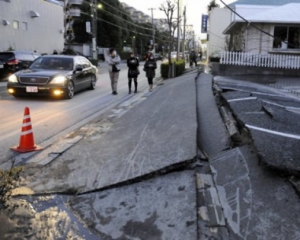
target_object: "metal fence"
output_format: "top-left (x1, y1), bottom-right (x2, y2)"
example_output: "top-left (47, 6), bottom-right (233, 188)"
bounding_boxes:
top-left (220, 51), bottom-right (300, 69)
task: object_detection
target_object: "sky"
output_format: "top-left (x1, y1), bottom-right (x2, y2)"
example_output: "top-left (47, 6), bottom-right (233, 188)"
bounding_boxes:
top-left (121, 0), bottom-right (236, 38)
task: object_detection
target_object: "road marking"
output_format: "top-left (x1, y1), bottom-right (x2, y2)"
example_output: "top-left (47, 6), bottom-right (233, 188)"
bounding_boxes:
top-left (246, 124), bottom-right (300, 140)
top-left (251, 92), bottom-right (281, 97)
top-left (227, 97), bottom-right (257, 102)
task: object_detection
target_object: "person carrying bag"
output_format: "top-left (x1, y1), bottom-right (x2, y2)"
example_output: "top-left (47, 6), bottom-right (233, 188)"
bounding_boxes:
top-left (144, 53), bottom-right (157, 92)
top-left (127, 52), bottom-right (139, 94)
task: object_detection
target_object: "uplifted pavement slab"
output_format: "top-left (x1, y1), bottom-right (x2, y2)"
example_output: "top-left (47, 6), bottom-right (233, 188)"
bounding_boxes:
top-left (210, 146), bottom-right (300, 240)
top-left (69, 170), bottom-right (197, 240)
top-left (220, 88), bottom-right (300, 176)
top-left (214, 76), bottom-right (300, 102)
top-left (24, 73), bottom-right (197, 194)
top-left (196, 73), bottom-right (231, 158)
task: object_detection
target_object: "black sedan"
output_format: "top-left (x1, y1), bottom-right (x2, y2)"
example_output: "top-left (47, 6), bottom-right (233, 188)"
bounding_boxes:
top-left (7, 55), bottom-right (98, 99)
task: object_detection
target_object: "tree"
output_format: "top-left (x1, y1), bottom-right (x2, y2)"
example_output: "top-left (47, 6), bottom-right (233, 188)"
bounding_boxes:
top-left (207, 0), bottom-right (220, 12)
top-left (72, 0), bottom-right (137, 52)
top-left (159, 0), bottom-right (177, 78)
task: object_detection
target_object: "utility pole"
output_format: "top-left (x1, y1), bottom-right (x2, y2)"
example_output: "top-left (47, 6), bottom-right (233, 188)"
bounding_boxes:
top-left (182, 6), bottom-right (186, 57)
top-left (148, 8), bottom-right (156, 53)
top-left (92, 0), bottom-right (97, 60)
top-left (176, 0), bottom-right (182, 60)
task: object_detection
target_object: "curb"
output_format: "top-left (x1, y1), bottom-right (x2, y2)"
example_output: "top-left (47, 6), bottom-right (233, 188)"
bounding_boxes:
top-left (196, 173), bottom-right (230, 239)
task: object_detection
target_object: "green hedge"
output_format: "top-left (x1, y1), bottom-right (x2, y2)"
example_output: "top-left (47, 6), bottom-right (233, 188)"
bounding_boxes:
top-left (160, 60), bottom-right (185, 79)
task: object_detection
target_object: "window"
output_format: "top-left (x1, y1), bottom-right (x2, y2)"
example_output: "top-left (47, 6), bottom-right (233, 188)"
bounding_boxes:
top-left (21, 22), bottom-right (27, 31)
top-left (273, 26), bottom-right (300, 49)
top-left (13, 20), bottom-right (19, 29)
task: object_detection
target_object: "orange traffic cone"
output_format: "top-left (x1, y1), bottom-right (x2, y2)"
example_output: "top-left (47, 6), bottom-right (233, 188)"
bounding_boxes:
top-left (11, 107), bottom-right (43, 153)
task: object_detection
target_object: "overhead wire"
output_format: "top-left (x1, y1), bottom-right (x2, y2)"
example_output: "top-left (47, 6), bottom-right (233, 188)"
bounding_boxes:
top-left (219, 0), bottom-right (293, 47)
top-left (78, 0), bottom-right (172, 41)
top-left (80, 10), bottom-right (170, 42)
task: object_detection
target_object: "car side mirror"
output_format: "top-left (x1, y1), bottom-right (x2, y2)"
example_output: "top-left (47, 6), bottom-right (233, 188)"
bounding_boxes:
top-left (75, 65), bottom-right (83, 72)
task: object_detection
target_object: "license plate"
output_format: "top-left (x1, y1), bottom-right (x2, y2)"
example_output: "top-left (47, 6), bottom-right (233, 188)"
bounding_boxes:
top-left (0, 65), bottom-right (3, 69)
top-left (26, 86), bottom-right (38, 93)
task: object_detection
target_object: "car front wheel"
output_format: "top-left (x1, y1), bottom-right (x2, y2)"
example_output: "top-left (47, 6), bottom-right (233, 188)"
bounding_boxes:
top-left (89, 75), bottom-right (96, 90)
top-left (65, 81), bottom-right (74, 99)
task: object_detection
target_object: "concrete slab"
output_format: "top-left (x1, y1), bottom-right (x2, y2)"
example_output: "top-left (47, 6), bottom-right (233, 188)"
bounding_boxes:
top-left (24, 73), bottom-right (197, 194)
top-left (250, 130), bottom-right (300, 176)
top-left (222, 90), bottom-right (300, 175)
top-left (196, 73), bottom-right (231, 158)
top-left (69, 171), bottom-right (197, 240)
top-left (210, 146), bottom-right (300, 240)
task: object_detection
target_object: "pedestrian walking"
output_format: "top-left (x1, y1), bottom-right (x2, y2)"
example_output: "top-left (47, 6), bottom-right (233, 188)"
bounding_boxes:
top-left (106, 48), bottom-right (121, 95)
top-left (127, 52), bottom-right (139, 94)
top-left (144, 53), bottom-right (157, 92)
top-left (189, 50), bottom-right (197, 67)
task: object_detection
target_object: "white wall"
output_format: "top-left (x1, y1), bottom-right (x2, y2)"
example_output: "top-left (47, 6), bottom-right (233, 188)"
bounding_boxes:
top-left (0, 0), bottom-right (64, 54)
top-left (245, 23), bottom-right (273, 54)
top-left (207, 8), bottom-right (231, 58)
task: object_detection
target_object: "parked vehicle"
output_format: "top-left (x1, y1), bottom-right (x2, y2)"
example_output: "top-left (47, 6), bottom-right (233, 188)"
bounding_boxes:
top-left (7, 55), bottom-right (98, 99)
top-left (154, 53), bottom-right (164, 61)
top-left (0, 51), bottom-right (40, 78)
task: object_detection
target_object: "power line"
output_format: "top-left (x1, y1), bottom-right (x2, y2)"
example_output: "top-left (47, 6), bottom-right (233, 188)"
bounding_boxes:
top-left (81, 0), bottom-right (170, 40)
top-left (80, 11), bottom-right (161, 40)
top-left (219, 0), bottom-right (294, 48)
top-left (82, 0), bottom-right (154, 31)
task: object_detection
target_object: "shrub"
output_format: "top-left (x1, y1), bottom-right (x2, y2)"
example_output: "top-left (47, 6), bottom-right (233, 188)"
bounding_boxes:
top-left (160, 59), bottom-right (186, 79)
top-left (175, 59), bottom-right (185, 76)
top-left (160, 62), bottom-right (169, 79)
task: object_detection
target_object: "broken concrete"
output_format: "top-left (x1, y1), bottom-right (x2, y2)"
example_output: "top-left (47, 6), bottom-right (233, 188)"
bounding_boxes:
top-left (196, 73), bottom-right (231, 158)
top-left (21, 73), bottom-right (197, 194)
top-left (210, 146), bottom-right (300, 240)
top-left (69, 171), bottom-right (197, 240)
top-left (219, 87), bottom-right (300, 176)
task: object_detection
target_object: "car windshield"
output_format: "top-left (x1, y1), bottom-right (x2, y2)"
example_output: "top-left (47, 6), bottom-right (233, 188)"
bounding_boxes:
top-left (30, 57), bottom-right (74, 70)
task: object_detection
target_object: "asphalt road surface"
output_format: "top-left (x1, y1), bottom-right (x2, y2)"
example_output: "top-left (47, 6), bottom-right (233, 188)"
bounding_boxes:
top-left (0, 61), bottom-right (158, 166)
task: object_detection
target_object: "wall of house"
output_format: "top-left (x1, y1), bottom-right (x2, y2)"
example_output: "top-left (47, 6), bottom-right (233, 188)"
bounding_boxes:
top-left (245, 23), bottom-right (274, 54)
top-left (207, 8), bottom-right (231, 58)
top-left (210, 62), bottom-right (300, 76)
top-left (0, 0), bottom-right (64, 54)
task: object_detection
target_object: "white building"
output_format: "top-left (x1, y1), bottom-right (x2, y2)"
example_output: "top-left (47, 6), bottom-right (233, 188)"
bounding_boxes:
top-left (207, 8), bottom-right (231, 58)
top-left (0, 0), bottom-right (64, 54)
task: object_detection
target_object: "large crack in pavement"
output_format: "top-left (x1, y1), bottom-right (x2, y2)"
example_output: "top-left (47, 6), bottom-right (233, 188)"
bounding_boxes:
top-left (1, 72), bottom-right (200, 239)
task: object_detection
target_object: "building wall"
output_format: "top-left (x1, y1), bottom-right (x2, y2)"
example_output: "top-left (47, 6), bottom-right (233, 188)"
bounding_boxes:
top-left (207, 8), bottom-right (231, 58)
top-left (245, 23), bottom-right (273, 54)
top-left (0, 0), bottom-right (64, 54)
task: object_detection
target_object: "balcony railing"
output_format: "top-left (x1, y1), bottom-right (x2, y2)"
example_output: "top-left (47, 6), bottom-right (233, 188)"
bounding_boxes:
top-left (68, 8), bottom-right (81, 17)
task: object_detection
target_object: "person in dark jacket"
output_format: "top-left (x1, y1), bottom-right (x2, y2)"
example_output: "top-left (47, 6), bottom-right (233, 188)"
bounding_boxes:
top-left (144, 53), bottom-right (157, 92)
top-left (127, 52), bottom-right (139, 94)
top-left (189, 50), bottom-right (197, 67)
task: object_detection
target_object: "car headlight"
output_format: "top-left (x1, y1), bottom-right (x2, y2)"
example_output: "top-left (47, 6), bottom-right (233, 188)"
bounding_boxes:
top-left (50, 76), bottom-right (67, 84)
top-left (8, 74), bottom-right (18, 83)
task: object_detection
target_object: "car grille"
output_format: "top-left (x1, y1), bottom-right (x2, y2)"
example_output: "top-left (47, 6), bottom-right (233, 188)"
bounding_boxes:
top-left (19, 77), bottom-right (50, 85)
